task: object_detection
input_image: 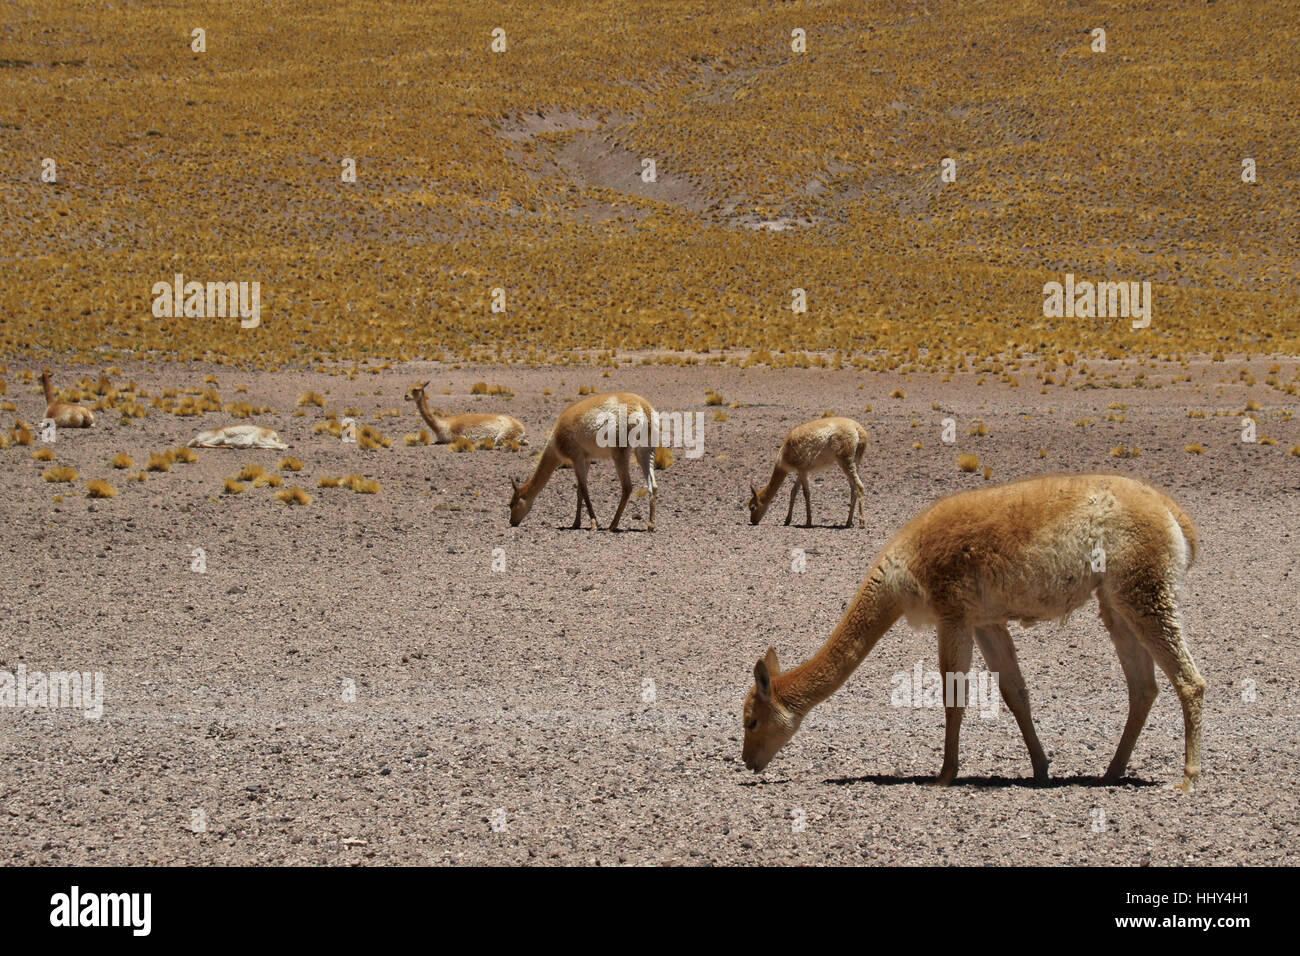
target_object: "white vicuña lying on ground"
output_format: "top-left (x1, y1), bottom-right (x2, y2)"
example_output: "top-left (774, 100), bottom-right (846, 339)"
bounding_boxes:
top-left (188, 424), bottom-right (288, 450)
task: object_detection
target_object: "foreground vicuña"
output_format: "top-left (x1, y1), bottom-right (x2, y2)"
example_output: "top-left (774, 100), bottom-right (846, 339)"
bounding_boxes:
top-left (742, 473), bottom-right (1206, 790)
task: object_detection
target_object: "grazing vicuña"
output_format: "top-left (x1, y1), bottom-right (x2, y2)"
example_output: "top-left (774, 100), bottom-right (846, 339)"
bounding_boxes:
top-left (742, 473), bottom-right (1206, 791)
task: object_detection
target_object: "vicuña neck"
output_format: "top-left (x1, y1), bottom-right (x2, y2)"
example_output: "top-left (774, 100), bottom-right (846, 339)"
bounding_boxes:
top-left (413, 394), bottom-right (449, 441)
top-left (776, 564), bottom-right (902, 715)
top-left (41, 374), bottom-right (55, 403)
top-left (522, 442), bottom-right (562, 499)
top-left (759, 462), bottom-right (788, 505)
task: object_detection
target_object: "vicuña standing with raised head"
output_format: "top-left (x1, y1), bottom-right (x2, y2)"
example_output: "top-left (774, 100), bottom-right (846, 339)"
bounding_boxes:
top-left (748, 417), bottom-right (869, 527)
top-left (406, 382), bottom-right (526, 446)
top-left (509, 392), bottom-right (657, 531)
top-left (742, 473), bottom-right (1206, 791)
top-left (40, 369), bottom-right (95, 428)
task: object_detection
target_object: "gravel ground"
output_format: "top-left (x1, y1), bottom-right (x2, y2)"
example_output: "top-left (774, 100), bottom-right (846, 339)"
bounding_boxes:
top-left (1, 357), bottom-right (1297, 865)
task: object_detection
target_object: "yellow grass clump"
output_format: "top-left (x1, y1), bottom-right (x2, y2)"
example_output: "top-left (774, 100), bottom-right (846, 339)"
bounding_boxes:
top-left (86, 479), bottom-right (117, 499)
top-left (404, 430), bottom-right (432, 446)
top-left (277, 486), bottom-right (312, 506)
top-left (33, 448), bottom-right (55, 461)
top-left (1185, 443), bottom-right (1205, 454)
top-left (173, 446), bottom-right (199, 464)
top-left (343, 474), bottom-right (381, 494)
top-left (318, 475), bottom-right (343, 488)
top-left (957, 453), bottom-right (979, 473)
top-left (280, 457), bottom-right (304, 471)
top-left (654, 446), bottom-right (674, 470)
top-left (358, 425), bottom-right (392, 450)
top-left (449, 437), bottom-right (475, 452)
top-left (146, 452), bottom-right (173, 472)
top-left (237, 463), bottom-right (266, 482)
top-left (224, 478), bottom-right (246, 494)
top-left (43, 466), bottom-right (77, 483)
top-left (890, 389), bottom-right (906, 399)
top-left (111, 453), bottom-right (132, 469)
top-left (297, 391), bottom-right (326, 407)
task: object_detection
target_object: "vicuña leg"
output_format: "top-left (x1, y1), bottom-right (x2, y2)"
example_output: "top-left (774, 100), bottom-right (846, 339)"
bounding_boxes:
top-left (608, 449), bottom-right (634, 531)
top-left (634, 445), bottom-right (656, 531)
top-left (933, 620), bottom-right (973, 786)
top-left (800, 475), bottom-right (813, 527)
top-left (1098, 598), bottom-right (1158, 784)
top-left (571, 457), bottom-right (599, 530)
top-left (784, 478), bottom-right (799, 526)
top-left (1124, 593), bottom-right (1205, 791)
top-left (838, 456), bottom-right (867, 528)
top-left (974, 624), bottom-right (1049, 782)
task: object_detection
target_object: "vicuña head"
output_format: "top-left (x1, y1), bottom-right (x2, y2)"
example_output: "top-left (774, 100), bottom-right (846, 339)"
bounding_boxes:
top-left (741, 473), bottom-right (1206, 791)
top-left (742, 647), bottom-right (802, 773)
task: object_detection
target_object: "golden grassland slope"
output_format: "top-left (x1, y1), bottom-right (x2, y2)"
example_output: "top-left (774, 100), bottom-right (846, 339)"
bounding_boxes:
top-left (0, 1), bottom-right (1297, 367)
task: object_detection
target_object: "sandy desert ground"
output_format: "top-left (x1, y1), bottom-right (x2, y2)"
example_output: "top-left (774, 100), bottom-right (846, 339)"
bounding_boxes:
top-left (0, 357), bottom-right (1296, 865)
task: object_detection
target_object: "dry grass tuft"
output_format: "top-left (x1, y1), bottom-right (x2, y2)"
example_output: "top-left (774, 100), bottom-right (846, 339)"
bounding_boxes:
top-left (1185, 443), bottom-right (1205, 454)
top-left (358, 425), bottom-right (392, 450)
top-left (173, 446), bottom-right (199, 464)
top-left (146, 452), bottom-right (173, 472)
top-left (43, 465), bottom-right (77, 483)
top-left (86, 479), bottom-right (117, 498)
top-left (297, 391), bottom-right (326, 407)
top-left (343, 474), bottom-right (381, 493)
top-left (110, 452), bottom-right (132, 469)
top-left (450, 437), bottom-right (475, 452)
top-left (237, 463), bottom-right (267, 482)
top-left (654, 446), bottom-right (674, 470)
top-left (279, 457), bottom-right (303, 471)
top-left (957, 453), bottom-right (979, 473)
top-left (318, 475), bottom-right (343, 488)
top-left (276, 486), bottom-right (312, 506)
top-left (224, 478), bottom-right (246, 494)
top-left (33, 448), bottom-right (55, 461)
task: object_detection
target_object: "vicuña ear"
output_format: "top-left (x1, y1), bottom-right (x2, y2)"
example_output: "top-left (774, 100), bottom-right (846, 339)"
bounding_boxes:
top-left (510, 477), bottom-right (521, 493)
top-left (764, 646), bottom-right (780, 676)
top-left (749, 483), bottom-right (760, 503)
top-left (755, 649), bottom-right (778, 700)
